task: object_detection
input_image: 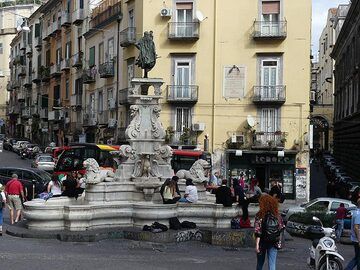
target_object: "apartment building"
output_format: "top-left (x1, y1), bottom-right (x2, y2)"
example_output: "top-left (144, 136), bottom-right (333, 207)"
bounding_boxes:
top-left (1, 0), bottom-right (40, 135)
top-left (331, 0), bottom-right (360, 180)
top-left (119, 0), bottom-right (311, 201)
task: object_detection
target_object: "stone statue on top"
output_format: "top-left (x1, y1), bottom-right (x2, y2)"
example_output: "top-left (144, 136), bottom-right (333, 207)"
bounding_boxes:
top-left (135, 31), bottom-right (157, 78)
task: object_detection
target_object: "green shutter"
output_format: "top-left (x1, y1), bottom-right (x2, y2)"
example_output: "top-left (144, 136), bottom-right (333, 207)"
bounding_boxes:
top-left (35, 23), bottom-right (40, 38)
top-left (89, 46), bottom-right (95, 67)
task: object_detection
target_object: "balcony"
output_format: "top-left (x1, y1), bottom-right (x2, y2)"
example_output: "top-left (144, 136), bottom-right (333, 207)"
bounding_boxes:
top-left (40, 66), bottom-right (51, 82)
top-left (12, 80), bottom-right (20, 89)
top-left (26, 45), bottom-right (32, 57)
top-left (35, 36), bottom-right (42, 50)
top-left (82, 68), bottom-right (96, 84)
top-left (99, 62), bottom-right (114, 78)
top-left (17, 66), bottom-right (26, 77)
top-left (32, 68), bottom-right (42, 83)
top-left (48, 110), bottom-right (64, 121)
top-left (83, 113), bottom-right (97, 126)
top-left (52, 20), bottom-right (61, 35)
top-left (31, 106), bottom-right (39, 116)
top-left (119, 88), bottom-right (131, 104)
top-left (98, 111), bottom-right (109, 125)
top-left (120, 27), bottom-right (136, 47)
top-left (108, 118), bottom-right (117, 128)
top-left (50, 64), bottom-right (62, 77)
top-left (71, 94), bottom-right (82, 107)
top-left (24, 76), bottom-right (32, 88)
top-left (72, 52), bottom-right (83, 68)
top-left (21, 107), bottom-right (31, 119)
top-left (61, 12), bottom-right (71, 27)
top-left (72, 9), bottom-right (85, 25)
top-left (168, 22), bottom-right (200, 40)
top-left (20, 39), bottom-right (26, 51)
top-left (252, 132), bottom-right (286, 149)
top-left (166, 85), bottom-right (198, 104)
top-left (40, 108), bottom-right (48, 119)
top-left (8, 104), bottom-right (20, 115)
top-left (252, 85), bottom-right (286, 105)
top-left (47, 25), bottom-right (52, 38)
top-left (61, 59), bottom-right (71, 71)
top-left (252, 21), bottom-right (287, 40)
top-left (17, 91), bottom-right (25, 101)
top-left (6, 82), bottom-right (13, 91)
top-left (108, 99), bottom-right (116, 110)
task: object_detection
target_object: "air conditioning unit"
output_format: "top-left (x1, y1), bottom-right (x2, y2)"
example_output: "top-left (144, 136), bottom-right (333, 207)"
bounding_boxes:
top-left (192, 123), bottom-right (205, 132)
top-left (160, 8), bottom-right (172, 17)
top-left (108, 118), bottom-right (117, 128)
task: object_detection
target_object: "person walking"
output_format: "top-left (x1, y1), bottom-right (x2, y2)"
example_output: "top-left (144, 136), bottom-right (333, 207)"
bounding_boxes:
top-left (0, 184), bottom-right (5, 235)
top-left (335, 203), bottom-right (347, 242)
top-left (344, 198), bottom-right (360, 270)
top-left (4, 174), bottom-right (26, 224)
top-left (255, 194), bottom-right (284, 270)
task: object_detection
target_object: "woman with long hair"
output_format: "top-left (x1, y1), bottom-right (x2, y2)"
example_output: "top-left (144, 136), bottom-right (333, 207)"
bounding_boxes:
top-left (254, 194), bottom-right (284, 270)
top-left (47, 174), bottom-right (62, 197)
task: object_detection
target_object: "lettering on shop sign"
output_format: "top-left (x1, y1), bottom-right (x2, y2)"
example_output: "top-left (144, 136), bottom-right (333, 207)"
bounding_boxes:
top-left (252, 155), bottom-right (294, 164)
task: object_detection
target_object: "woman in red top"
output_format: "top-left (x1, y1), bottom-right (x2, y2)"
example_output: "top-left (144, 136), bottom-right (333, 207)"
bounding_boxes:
top-left (335, 203), bottom-right (347, 242)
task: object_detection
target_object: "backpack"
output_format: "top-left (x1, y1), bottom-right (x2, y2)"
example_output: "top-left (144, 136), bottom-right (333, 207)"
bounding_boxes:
top-left (181, 221), bottom-right (197, 229)
top-left (151, 222), bottom-right (168, 232)
top-left (169, 217), bottom-right (182, 230)
top-left (279, 192), bottom-right (285, 203)
top-left (262, 213), bottom-right (281, 243)
top-left (231, 217), bottom-right (241, 229)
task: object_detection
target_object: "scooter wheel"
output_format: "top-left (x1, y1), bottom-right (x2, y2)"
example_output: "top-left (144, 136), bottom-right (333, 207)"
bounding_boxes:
top-left (319, 257), bottom-right (343, 270)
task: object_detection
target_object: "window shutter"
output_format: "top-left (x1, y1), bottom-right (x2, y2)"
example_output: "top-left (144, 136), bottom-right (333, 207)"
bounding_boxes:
top-left (35, 23), bottom-right (40, 37)
top-left (89, 46), bottom-right (95, 67)
top-left (262, 1), bottom-right (280, 14)
top-left (176, 3), bottom-right (193, 9)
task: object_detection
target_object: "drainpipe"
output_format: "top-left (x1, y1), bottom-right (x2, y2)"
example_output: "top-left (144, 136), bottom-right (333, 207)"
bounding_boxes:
top-left (211, 0), bottom-right (217, 152)
top-left (115, 15), bottom-right (121, 144)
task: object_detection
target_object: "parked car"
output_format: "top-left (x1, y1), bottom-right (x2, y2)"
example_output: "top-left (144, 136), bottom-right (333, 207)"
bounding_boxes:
top-left (3, 138), bottom-right (21, 151)
top-left (31, 154), bottom-right (55, 172)
top-left (13, 140), bottom-right (30, 154)
top-left (0, 134), bottom-right (5, 141)
top-left (0, 167), bottom-right (52, 200)
top-left (281, 197), bottom-right (356, 223)
top-left (23, 144), bottom-right (42, 159)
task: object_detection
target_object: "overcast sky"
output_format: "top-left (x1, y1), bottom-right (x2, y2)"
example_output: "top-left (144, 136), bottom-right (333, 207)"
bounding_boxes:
top-left (312, 0), bottom-right (349, 59)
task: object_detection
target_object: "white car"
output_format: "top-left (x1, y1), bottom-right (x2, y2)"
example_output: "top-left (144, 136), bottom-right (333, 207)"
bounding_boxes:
top-left (32, 155), bottom-right (55, 172)
top-left (282, 197), bottom-right (356, 223)
top-left (13, 141), bottom-right (30, 154)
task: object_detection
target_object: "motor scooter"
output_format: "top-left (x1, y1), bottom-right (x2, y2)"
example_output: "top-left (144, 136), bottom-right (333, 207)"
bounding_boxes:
top-left (306, 216), bottom-right (343, 270)
top-left (20, 149), bottom-right (27, 159)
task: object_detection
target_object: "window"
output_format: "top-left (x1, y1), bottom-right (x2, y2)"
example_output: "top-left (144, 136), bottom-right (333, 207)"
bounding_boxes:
top-left (306, 201), bottom-right (329, 212)
top-left (175, 107), bottom-right (191, 133)
top-left (261, 59), bottom-right (280, 98)
top-left (65, 42), bottom-right (71, 59)
top-left (260, 108), bottom-right (279, 133)
top-left (0, 43), bottom-right (3, 54)
top-left (127, 59), bottom-right (135, 87)
top-left (99, 42), bottom-right (104, 66)
top-left (54, 85), bottom-right (61, 107)
top-left (65, 79), bottom-right (69, 99)
top-left (98, 92), bottom-right (103, 113)
top-left (56, 48), bottom-right (61, 64)
top-left (175, 60), bottom-right (191, 98)
top-left (261, 1), bottom-right (280, 35)
top-left (75, 78), bottom-right (83, 96)
top-left (89, 46), bottom-right (95, 67)
top-left (128, 9), bottom-right (135, 27)
top-left (90, 94), bottom-right (95, 115)
top-left (176, 2), bottom-right (193, 36)
top-left (107, 38), bottom-right (114, 60)
top-left (330, 202), bottom-right (349, 211)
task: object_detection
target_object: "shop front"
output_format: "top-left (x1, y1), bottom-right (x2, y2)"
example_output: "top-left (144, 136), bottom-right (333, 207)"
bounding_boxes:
top-left (226, 150), bottom-right (297, 200)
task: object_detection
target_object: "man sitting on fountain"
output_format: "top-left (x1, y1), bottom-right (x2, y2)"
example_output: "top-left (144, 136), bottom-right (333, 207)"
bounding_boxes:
top-left (178, 179), bottom-right (198, 203)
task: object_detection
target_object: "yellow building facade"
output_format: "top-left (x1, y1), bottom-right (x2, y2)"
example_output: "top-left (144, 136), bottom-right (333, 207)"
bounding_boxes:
top-left (119, 0), bottom-right (311, 201)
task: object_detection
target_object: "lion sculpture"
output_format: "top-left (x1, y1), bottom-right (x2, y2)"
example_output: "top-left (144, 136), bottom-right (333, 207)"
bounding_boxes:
top-left (82, 158), bottom-right (115, 185)
top-left (176, 159), bottom-right (211, 184)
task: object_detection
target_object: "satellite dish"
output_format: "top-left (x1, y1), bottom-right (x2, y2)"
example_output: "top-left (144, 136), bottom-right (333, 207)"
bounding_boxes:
top-left (196, 10), bottom-right (207, 22)
top-left (247, 115), bottom-right (256, 127)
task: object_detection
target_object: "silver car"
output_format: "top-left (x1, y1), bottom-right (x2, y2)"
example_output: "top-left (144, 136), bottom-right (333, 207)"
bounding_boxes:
top-left (32, 155), bottom-right (55, 172)
top-left (282, 197), bottom-right (356, 223)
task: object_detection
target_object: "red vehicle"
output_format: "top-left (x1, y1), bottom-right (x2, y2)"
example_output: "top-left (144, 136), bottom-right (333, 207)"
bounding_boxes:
top-left (54, 143), bottom-right (120, 175)
top-left (171, 149), bottom-right (211, 173)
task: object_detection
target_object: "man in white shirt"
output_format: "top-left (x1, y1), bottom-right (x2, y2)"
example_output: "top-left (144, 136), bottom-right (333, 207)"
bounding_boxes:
top-left (178, 179), bottom-right (198, 203)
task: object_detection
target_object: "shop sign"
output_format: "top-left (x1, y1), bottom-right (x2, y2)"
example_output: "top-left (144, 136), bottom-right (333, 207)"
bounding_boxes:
top-left (252, 154), bottom-right (295, 164)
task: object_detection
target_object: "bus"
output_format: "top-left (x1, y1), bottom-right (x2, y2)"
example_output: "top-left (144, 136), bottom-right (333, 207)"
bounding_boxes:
top-left (54, 143), bottom-right (120, 175)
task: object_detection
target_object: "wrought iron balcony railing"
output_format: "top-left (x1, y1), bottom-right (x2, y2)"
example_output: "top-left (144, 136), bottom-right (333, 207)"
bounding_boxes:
top-left (252, 132), bottom-right (286, 149)
top-left (120, 27), bottom-right (136, 47)
top-left (99, 62), bottom-right (114, 78)
top-left (166, 85), bottom-right (198, 103)
top-left (252, 20), bottom-right (287, 39)
top-left (252, 85), bottom-right (286, 104)
top-left (82, 68), bottom-right (96, 84)
top-left (168, 22), bottom-right (200, 40)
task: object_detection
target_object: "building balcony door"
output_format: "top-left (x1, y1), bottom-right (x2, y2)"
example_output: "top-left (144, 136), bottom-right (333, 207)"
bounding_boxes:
top-left (175, 61), bottom-right (191, 98)
top-left (261, 60), bottom-right (279, 99)
top-left (176, 2), bottom-right (193, 37)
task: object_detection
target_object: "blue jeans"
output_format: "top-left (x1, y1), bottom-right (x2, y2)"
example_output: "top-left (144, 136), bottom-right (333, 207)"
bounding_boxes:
top-left (345, 242), bottom-right (360, 270)
top-left (178, 197), bottom-right (191, 203)
top-left (336, 219), bottom-right (344, 240)
top-left (257, 246), bottom-right (278, 270)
